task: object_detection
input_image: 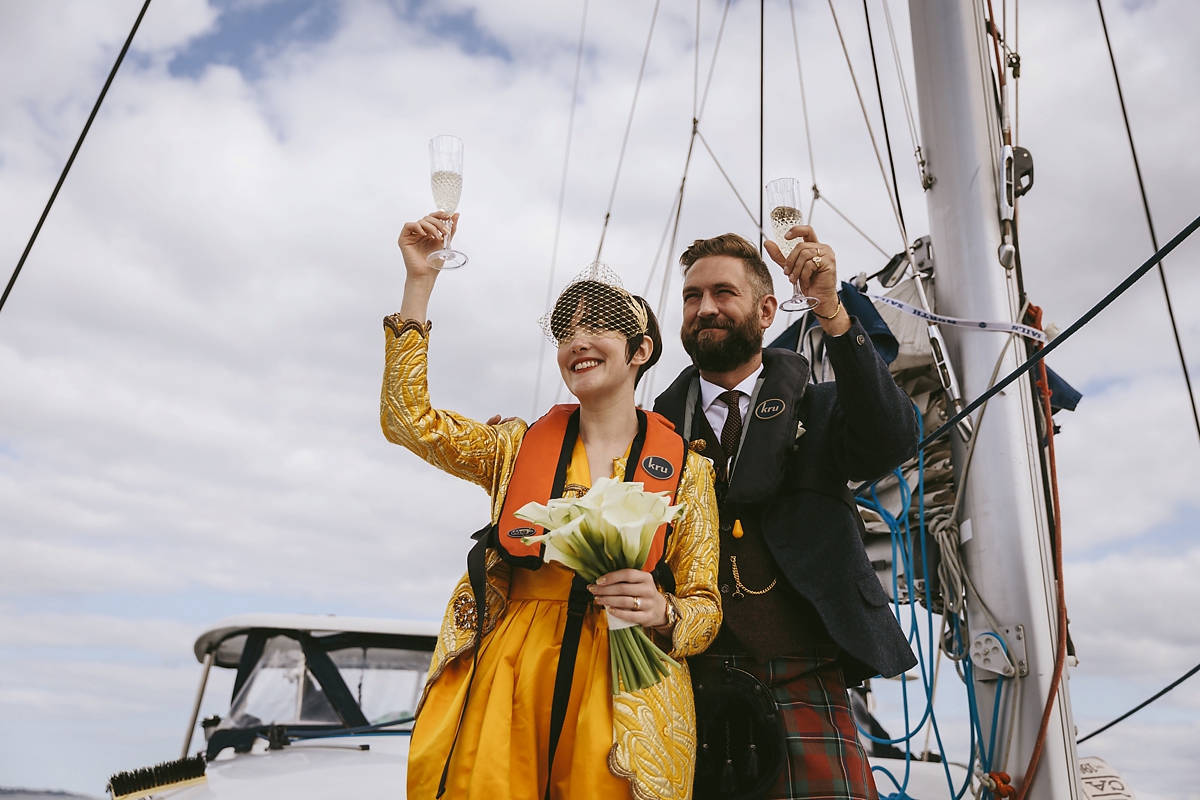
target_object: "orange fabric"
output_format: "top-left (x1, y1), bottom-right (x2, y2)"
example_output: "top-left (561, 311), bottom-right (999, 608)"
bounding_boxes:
top-left (496, 404), bottom-right (685, 571)
top-left (407, 438), bottom-right (633, 800)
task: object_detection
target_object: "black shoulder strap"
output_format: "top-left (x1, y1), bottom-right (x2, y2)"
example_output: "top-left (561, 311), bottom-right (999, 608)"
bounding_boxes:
top-left (544, 575), bottom-right (592, 799)
top-left (436, 522), bottom-right (493, 798)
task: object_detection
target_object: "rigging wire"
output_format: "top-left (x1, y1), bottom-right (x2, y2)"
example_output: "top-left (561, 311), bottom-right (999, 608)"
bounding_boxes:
top-left (786, 0), bottom-right (818, 216)
top-left (533, 0), bottom-right (590, 418)
top-left (0, 0), bottom-right (154, 318)
top-left (816, 194), bottom-right (890, 257)
top-left (878, 0), bottom-right (930, 189)
top-left (639, 0), bottom-right (729, 303)
top-left (593, 0), bottom-right (662, 263)
top-left (861, 0), bottom-right (908, 238)
top-left (696, 131), bottom-right (767, 238)
top-left (1076, 658), bottom-right (1200, 744)
top-left (916, 211), bottom-right (1200, 451)
top-left (1095, 0), bottom-right (1200, 446)
top-left (825, 0), bottom-right (907, 249)
top-left (759, 0), bottom-right (765, 255)
top-left (698, 0), bottom-right (735, 124)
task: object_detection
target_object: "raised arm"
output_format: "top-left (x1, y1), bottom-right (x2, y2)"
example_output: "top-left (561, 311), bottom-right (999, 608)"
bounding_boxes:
top-left (767, 226), bottom-right (918, 479)
top-left (380, 212), bottom-right (525, 496)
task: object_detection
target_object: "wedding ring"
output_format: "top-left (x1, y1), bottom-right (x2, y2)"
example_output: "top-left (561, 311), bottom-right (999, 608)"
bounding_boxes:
top-left (812, 255), bottom-right (823, 266)
top-left (633, 597), bottom-right (641, 611)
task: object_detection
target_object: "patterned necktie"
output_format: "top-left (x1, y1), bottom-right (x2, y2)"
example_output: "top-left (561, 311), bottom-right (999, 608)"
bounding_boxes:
top-left (718, 390), bottom-right (744, 467)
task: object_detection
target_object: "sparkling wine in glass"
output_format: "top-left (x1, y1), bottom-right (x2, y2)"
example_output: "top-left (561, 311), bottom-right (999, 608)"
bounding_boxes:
top-left (428, 135), bottom-right (468, 270)
top-left (766, 178), bottom-right (818, 312)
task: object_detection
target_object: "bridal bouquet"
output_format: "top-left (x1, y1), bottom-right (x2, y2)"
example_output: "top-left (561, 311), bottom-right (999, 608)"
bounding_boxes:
top-left (515, 476), bottom-right (685, 694)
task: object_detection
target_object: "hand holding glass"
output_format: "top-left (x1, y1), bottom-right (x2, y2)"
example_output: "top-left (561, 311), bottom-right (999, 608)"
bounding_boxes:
top-left (428, 135), bottom-right (468, 270)
top-left (766, 178), bottom-right (818, 312)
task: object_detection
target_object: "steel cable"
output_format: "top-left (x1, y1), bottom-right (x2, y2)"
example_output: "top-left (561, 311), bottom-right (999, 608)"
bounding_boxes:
top-left (533, 0), bottom-right (590, 418)
top-left (917, 211), bottom-right (1200, 452)
top-left (593, 0), bottom-right (663, 262)
top-left (0, 0), bottom-right (154, 317)
top-left (1095, 0), bottom-right (1200, 446)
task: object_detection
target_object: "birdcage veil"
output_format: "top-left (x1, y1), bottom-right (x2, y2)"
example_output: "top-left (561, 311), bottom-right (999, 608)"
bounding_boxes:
top-left (539, 262), bottom-right (649, 345)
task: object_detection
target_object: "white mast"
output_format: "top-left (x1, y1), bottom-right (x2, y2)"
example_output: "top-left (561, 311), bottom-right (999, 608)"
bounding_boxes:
top-left (906, 1), bottom-right (1080, 797)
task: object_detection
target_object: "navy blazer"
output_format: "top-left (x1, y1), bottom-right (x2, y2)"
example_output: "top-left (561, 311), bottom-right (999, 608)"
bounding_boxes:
top-left (654, 318), bottom-right (920, 683)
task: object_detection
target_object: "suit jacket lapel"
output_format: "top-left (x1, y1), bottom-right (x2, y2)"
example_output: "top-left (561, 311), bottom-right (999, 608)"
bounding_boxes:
top-left (725, 348), bottom-right (811, 504)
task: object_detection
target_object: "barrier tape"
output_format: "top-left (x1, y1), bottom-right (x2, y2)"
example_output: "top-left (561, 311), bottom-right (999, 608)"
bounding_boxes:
top-left (864, 292), bottom-right (1048, 343)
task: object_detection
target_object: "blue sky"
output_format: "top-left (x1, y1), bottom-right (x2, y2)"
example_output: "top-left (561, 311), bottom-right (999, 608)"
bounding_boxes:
top-left (1, 0), bottom-right (1199, 796)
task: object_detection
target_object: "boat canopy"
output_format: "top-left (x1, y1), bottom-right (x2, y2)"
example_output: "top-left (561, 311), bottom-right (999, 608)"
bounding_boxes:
top-left (193, 613), bottom-right (441, 666)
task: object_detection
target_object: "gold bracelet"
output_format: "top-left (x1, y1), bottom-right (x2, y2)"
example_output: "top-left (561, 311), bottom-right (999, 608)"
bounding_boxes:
top-left (811, 298), bottom-right (843, 321)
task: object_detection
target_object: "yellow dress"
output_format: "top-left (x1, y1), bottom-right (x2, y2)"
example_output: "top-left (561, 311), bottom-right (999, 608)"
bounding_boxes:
top-left (407, 439), bottom-right (631, 798)
top-left (380, 317), bottom-right (721, 800)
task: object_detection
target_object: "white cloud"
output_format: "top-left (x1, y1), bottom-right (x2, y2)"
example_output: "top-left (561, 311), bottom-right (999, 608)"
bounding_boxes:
top-left (1, 0), bottom-right (1199, 795)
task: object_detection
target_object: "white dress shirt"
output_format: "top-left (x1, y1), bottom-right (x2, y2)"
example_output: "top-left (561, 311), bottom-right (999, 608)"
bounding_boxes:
top-left (698, 364), bottom-right (764, 443)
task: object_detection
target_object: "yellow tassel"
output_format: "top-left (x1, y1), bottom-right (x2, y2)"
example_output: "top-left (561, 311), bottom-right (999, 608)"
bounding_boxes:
top-left (732, 519), bottom-right (744, 539)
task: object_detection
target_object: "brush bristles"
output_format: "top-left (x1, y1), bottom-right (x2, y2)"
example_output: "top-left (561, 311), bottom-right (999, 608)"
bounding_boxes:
top-left (107, 754), bottom-right (206, 799)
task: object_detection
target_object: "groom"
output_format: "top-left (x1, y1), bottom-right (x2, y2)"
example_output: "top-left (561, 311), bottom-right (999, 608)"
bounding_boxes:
top-left (653, 228), bottom-right (919, 800)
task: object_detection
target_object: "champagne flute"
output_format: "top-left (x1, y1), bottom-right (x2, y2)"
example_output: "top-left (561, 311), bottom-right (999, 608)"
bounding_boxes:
top-left (766, 178), bottom-right (818, 312)
top-left (428, 135), bottom-right (468, 270)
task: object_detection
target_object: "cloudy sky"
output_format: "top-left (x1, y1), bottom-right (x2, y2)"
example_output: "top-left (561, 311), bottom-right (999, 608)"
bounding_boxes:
top-left (1, 0), bottom-right (1197, 796)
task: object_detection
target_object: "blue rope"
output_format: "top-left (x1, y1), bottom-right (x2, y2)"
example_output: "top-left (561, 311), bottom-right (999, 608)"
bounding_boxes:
top-left (859, 401), bottom-right (1000, 799)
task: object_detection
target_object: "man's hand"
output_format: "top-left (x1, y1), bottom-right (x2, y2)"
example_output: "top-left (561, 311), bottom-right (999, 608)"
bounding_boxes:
top-left (764, 225), bottom-right (849, 335)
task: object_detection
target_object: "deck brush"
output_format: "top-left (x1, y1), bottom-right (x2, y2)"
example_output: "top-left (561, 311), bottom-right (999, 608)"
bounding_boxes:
top-left (106, 754), bottom-right (207, 800)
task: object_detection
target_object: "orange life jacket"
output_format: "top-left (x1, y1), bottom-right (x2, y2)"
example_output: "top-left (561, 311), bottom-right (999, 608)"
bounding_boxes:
top-left (495, 404), bottom-right (687, 571)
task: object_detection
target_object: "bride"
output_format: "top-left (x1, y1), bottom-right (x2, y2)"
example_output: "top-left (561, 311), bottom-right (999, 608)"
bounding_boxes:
top-left (381, 211), bottom-right (721, 800)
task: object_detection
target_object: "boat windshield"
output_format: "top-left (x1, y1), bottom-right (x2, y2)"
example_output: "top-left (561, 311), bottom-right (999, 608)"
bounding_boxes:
top-left (225, 634), bottom-right (431, 729)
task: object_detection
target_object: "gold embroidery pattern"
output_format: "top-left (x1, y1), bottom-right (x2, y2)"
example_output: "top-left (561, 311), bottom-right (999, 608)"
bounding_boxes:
top-left (381, 324), bottom-right (721, 794)
top-left (609, 660), bottom-right (697, 800)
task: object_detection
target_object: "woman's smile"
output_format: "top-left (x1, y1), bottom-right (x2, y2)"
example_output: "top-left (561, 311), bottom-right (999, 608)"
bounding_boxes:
top-left (571, 357), bottom-right (604, 373)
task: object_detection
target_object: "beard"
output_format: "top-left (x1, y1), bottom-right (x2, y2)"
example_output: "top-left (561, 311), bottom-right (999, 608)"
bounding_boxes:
top-left (681, 311), bottom-right (763, 373)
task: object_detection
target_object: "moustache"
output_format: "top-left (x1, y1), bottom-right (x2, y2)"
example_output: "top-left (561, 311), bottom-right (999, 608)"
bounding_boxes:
top-left (691, 318), bottom-right (733, 331)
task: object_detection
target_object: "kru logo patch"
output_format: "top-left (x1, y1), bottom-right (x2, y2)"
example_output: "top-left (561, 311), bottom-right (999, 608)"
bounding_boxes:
top-left (507, 526), bottom-right (537, 539)
top-left (641, 455), bottom-right (675, 480)
top-left (755, 398), bottom-right (786, 419)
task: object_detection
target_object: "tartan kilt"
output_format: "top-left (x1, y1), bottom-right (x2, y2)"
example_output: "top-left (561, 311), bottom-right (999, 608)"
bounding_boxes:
top-left (690, 648), bottom-right (878, 800)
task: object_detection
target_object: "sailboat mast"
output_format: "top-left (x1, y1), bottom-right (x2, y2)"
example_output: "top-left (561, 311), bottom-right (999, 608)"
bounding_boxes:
top-left (906, 1), bottom-right (1080, 796)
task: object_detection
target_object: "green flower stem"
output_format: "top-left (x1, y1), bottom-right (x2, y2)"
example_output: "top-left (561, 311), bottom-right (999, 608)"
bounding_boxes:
top-left (613, 632), bottom-right (634, 693)
top-left (610, 637), bottom-right (621, 696)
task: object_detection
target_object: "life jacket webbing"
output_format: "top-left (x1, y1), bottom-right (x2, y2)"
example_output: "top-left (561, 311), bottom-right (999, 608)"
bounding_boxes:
top-left (496, 404), bottom-right (686, 572)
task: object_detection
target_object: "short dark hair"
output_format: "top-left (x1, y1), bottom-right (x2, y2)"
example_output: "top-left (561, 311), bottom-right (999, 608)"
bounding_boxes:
top-left (550, 283), bottom-right (661, 386)
top-left (629, 296), bottom-right (661, 386)
top-left (679, 233), bottom-right (774, 302)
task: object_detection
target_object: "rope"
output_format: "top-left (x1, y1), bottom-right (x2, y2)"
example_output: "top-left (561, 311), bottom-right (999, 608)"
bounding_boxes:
top-left (1077, 659), bottom-right (1200, 744)
top-left (1095, 0), bottom-right (1200, 445)
top-left (0, 0), bottom-right (154, 318)
top-left (594, 0), bottom-right (662, 262)
top-left (533, 0), bottom-right (590, 418)
top-left (917, 211), bottom-right (1200, 452)
top-left (1012, 311), bottom-right (1068, 800)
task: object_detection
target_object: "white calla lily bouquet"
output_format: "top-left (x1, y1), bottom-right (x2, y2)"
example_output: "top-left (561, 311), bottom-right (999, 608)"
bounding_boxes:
top-left (515, 476), bottom-right (686, 694)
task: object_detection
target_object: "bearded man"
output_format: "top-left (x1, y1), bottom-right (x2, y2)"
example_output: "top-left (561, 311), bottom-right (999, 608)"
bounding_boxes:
top-left (653, 229), bottom-right (919, 800)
